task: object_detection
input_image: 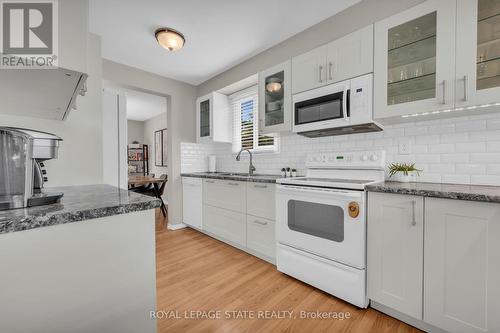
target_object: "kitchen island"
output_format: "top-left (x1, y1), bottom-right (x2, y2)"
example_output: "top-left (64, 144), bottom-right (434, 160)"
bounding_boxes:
top-left (0, 184), bottom-right (160, 333)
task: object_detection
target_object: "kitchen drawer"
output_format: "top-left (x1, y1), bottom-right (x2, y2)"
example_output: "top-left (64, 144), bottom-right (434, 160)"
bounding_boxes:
top-left (246, 215), bottom-right (275, 260)
top-left (246, 183), bottom-right (275, 220)
top-left (203, 205), bottom-right (246, 247)
top-left (203, 179), bottom-right (246, 213)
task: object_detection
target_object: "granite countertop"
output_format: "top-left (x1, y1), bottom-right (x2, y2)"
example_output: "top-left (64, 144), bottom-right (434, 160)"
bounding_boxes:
top-left (0, 184), bottom-right (161, 235)
top-left (367, 181), bottom-right (500, 203)
top-left (181, 172), bottom-right (282, 183)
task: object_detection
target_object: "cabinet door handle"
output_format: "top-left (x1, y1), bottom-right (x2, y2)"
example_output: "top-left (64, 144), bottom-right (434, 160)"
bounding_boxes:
top-left (328, 62), bottom-right (333, 81)
top-left (462, 75), bottom-right (468, 102)
top-left (227, 182), bottom-right (239, 186)
top-left (254, 184), bottom-right (268, 189)
top-left (206, 180), bottom-right (215, 183)
top-left (254, 220), bottom-right (268, 226)
top-left (318, 65), bottom-right (323, 83)
top-left (441, 80), bottom-right (447, 104)
top-left (411, 200), bottom-right (417, 226)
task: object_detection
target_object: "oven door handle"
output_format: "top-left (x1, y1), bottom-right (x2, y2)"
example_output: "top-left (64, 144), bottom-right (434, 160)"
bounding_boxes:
top-left (342, 87), bottom-right (349, 121)
top-left (278, 185), bottom-right (362, 198)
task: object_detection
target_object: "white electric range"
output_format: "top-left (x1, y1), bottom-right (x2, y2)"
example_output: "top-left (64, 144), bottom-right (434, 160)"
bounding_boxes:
top-left (275, 150), bottom-right (386, 308)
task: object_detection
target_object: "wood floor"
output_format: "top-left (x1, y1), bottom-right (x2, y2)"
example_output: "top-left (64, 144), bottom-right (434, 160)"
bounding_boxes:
top-left (154, 210), bottom-right (422, 333)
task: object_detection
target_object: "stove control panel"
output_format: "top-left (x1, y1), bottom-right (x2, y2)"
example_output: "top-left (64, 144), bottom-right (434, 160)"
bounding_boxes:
top-left (306, 150), bottom-right (386, 169)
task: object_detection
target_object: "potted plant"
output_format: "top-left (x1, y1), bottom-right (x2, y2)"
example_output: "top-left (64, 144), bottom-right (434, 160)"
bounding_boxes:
top-left (388, 163), bottom-right (422, 182)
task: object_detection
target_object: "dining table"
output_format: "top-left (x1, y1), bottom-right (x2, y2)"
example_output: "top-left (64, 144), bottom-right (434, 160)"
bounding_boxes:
top-left (128, 175), bottom-right (167, 216)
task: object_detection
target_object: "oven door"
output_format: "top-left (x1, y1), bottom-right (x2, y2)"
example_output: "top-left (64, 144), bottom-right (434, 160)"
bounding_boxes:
top-left (292, 80), bottom-right (350, 133)
top-left (276, 184), bottom-right (365, 269)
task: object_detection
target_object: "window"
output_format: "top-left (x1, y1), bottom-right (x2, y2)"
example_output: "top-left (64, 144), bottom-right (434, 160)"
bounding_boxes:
top-left (230, 85), bottom-right (279, 153)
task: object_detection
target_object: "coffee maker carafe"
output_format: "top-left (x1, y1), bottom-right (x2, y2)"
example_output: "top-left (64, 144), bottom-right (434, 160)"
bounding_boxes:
top-left (0, 127), bottom-right (63, 210)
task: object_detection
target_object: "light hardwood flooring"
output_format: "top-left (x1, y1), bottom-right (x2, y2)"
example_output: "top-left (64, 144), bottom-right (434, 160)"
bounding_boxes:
top-left (154, 209), bottom-right (422, 333)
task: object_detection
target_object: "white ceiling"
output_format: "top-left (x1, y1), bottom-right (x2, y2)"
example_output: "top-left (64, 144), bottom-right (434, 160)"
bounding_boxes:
top-left (120, 88), bottom-right (167, 121)
top-left (89, 0), bottom-right (361, 85)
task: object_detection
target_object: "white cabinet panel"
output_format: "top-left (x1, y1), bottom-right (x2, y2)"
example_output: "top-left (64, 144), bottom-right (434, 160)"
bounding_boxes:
top-left (424, 198), bottom-right (500, 333)
top-left (203, 205), bottom-right (246, 246)
top-left (291, 46), bottom-right (327, 94)
top-left (246, 215), bottom-right (275, 260)
top-left (246, 183), bottom-right (275, 220)
top-left (327, 25), bottom-right (374, 84)
top-left (182, 177), bottom-right (202, 229)
top-left (367, 192), bottom-right (424, 320)
top-left (203, 179), bottom-right (246, 213)
top-left (196, 92), bottom-right (231, 143)
top-left (258, 61), bottom-right (292, 133)
top-left (374, 0), bottom-right (456, 120)
top-left (456, 0), bottom-right (500, 107)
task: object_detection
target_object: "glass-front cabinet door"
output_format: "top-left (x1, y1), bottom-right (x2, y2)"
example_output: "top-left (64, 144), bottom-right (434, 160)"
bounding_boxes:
top-left (258, 60), bottom-right (291, 134)
top-left (456, 0), bottom-right (500, 107)
top-left (196, 94), bottom-right (211, 142)
top-left (374, 0), bottom-right (456, 119)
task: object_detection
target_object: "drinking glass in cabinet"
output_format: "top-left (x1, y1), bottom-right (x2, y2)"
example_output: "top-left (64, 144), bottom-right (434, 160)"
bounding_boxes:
top-left (264, 71), bottom-right (285, 126)
top-left (387, 12), bottom-right (437, 105)
top-left (477, 0), bottom-right (500, 90)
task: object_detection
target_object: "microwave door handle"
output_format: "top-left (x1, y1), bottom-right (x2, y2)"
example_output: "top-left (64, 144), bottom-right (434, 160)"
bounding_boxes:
top-left (342, 88), bottom-right (349, 120)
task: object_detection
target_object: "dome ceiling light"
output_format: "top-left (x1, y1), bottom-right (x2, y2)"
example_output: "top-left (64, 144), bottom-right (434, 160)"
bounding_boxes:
top-left (155, 27), bottom-right (186, 52)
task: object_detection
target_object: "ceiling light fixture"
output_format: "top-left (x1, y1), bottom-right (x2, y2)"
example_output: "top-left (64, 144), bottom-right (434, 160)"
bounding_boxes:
top-left (155, 27), bottom-right (185, 51)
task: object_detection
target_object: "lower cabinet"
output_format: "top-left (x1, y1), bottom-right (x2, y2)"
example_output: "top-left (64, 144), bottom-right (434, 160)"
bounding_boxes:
top-left (368, 192), bottom-right (500, 333)
top-left (203, 205), bottom-right (246, 247)
top-left (424, 198), bottom-right (500, 333)
top-left (367, 192), bottom-right (424, 320)
top-left (246, 215), bottom-right (276, 260)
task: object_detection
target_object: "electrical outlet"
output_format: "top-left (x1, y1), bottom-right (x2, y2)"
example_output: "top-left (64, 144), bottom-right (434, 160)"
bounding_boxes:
top-left (399, 139), bottom-right (412, 155)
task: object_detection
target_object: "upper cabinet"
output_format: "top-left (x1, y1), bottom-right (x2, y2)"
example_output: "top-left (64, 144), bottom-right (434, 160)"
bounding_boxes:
top-left (258, 60), bottom-right (292, 133)
top-left (374, 0), bottom-right (456, 119)
top-left (292, 25), bottom-right (374, 94)
top-left (196, 92), bottom-right (232, 143)
top-left (456, 0), bottom-right (500, 107)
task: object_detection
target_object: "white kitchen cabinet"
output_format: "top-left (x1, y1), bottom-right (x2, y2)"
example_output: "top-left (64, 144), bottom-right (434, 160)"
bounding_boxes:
top-left (246, 183), bottom-right (275, 220)
top-left (326, 25), bottom-right (374, 84)
top-left (246, 215), bottom-right (276, 261)
top-left (292, 25), bottom-right (374, 95)
top-left (203, 179), bottom-right (246, 213)
top-left (258, 61), bottom-right (292, 133)
top-left (196, 92), bottom-right (232, 143)
top-left (374, 0), bottom-right (456, 120)
top-left (292, 46), bottom-right (327, 94)
top-left (424, 197), bottom-right (500, 333)
top-left (182, 177), bottom-right (202, 229)
top-left (456, 0), bottom-right (500, 108)
top-left (58, 0), bottom-right (88, 73)
top-left (367, 192), bottom-right (424, 320)
top-left (203, 205), bottom-right (246, 247)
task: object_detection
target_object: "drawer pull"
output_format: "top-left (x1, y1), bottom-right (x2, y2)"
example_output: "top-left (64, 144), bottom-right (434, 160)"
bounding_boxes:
top-left (253, 184), bottom-right (268, 189)
top-left (205, 180), bottom-right (216, 183)
top-left (253, 220), bottom-right (268, 226)
top-left (227, 182), bottom-right (239, 186)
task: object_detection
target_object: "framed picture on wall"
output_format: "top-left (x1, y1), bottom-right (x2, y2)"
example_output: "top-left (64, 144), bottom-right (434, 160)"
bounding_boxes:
top-left (155, 128), bottom-right (168, 167)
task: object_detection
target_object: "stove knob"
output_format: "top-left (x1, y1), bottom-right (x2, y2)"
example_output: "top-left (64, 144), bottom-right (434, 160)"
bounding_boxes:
top-left (361, 155), bottom-right (369, 161)
top-left (370, 154), bottom-right (379, 161)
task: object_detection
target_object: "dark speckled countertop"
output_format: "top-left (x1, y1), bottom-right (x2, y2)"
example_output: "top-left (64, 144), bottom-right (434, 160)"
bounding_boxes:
top-left (367, 181), bottom-right (500, 203)
top-left (0, 184), bottom-right (161, 235)
top-left (182, 172), bottom-right (282, 183)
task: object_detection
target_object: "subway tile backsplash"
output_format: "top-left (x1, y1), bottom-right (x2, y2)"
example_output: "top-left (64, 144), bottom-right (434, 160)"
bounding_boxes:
top-left (181, 112), bottom-right (500, 186)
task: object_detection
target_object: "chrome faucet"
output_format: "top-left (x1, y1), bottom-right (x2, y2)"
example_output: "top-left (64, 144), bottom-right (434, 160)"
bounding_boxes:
top-left (236, 148), bottom-right (256, 176)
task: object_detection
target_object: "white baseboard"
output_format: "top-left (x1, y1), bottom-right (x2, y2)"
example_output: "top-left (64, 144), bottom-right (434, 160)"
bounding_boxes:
top-left (167, 223), bottom-right (187, 230)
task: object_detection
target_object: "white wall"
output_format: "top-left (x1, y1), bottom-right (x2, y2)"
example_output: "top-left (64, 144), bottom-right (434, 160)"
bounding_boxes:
top-left (182, 112), bottom-right (500, 186)
top-left (143, 113), bottom-right (168, 178)
top-left (102, 60), bottom-right (197, 227)
top-left (127, 120), bottom-right (145, 144)
top-left (0, 33), bottom-right (103, 187)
